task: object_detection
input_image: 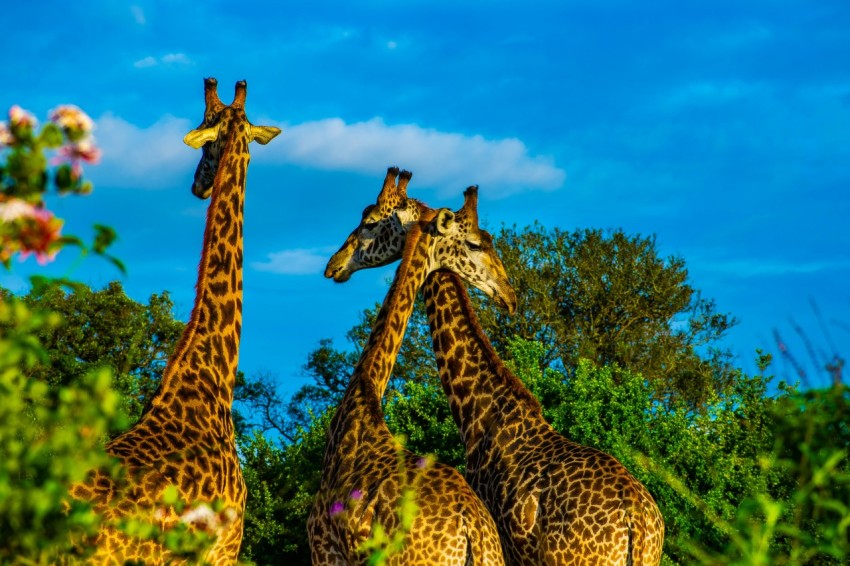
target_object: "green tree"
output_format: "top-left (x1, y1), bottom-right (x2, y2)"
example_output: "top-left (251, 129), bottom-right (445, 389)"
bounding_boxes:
top-left (291, 297), bottom-right (437, 433)
top-left (238, 411), bottom-right (331, 565)
top-left (299, 224), bottom-right (736, 413)
top-left (476, 224), bottom-right (737, 407)
top-left (1, 281), bottom-right (184, 422)
top-left (384, 376), bottom-right (465, 470)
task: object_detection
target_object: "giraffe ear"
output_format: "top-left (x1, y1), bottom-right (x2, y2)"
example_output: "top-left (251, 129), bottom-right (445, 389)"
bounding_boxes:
top-left (433, 209), bottom-right (455, 236)
top-left (250, 125), bottom-right (282, 145)
top-left (183, 123), bottom-right (222, 148)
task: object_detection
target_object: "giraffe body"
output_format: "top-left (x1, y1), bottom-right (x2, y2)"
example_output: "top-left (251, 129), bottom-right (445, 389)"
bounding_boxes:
top-left (70, 78), bottom-right (280, 564)
top-left (424, 271), bottom-right (664, 565)
top-left (310, 169), bottom-right (510, 565)
top-left (325, 172), bottom-right (664, 565)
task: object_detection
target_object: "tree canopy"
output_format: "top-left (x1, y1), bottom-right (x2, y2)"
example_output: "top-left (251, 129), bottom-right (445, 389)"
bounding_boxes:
top-left (2, 281), bottom-right (184, 421)
top-left (475, 223), bottom-right (737, 407)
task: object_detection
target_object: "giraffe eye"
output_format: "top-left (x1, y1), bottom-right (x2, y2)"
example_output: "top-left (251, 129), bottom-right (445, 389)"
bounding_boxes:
top-left (363, 221), bottom-right (379, 230)
top-left (466, 240), bottom-right (483, 252)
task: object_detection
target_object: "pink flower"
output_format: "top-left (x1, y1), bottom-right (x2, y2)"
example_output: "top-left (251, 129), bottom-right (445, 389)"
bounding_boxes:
top-left (0, 198), bottom-right (38, 222)
top-left (16, 207), bottom-right (63, 265)
top-left (52, 138), bottom-right (102, 180)
top-left (8, 105), bottom-right (37, 128)
top-left (349, 489), bottom-right (363, 501)
top-left (329, 501), bottom-right (345, 518)
top-left (49, 104), bottom-right (95, 135)
top-left (57, 138), bottom-right (101, 165)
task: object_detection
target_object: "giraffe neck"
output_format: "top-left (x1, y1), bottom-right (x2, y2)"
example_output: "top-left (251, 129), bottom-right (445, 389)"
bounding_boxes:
top-left (423, 271), bottom-right (543, 454)
top-left (329, 226), bottom-right (431, 446)
top-left (156, 127), bottom-right (248, 411)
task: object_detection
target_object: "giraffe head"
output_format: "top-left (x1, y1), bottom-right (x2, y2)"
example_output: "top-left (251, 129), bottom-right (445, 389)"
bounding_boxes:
top-left (410, 187), bottom-right (517, 313)
top-left (327, 172), bottom-right (517, 313)
top-left (183, 78), bottom-right (281, 199)
top-left (324, 166), bottom-right (426, 282)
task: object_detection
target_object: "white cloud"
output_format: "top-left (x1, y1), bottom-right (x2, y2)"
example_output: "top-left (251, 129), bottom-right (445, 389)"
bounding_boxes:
top-left (260, 117), bottom-right (565, 198)
top-left (162, 53), bottom-right (191, 65)
top-left (133, 56), bottom-right (157, 68)
top-left (251, 247), bottom-right (336, 275)
top-left (90, 113), bottom-right (196, 189)
top-left (84, 113), bottom-right (565, 199)
top-left (130, 5), bottom-right (146, 25)
top-left (134, 53), bottom-right (193, 69)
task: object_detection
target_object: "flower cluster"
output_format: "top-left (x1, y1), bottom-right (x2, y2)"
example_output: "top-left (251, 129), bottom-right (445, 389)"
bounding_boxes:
top-left (48, 104), bottom-right (101, 183)
top-left (1, 104), bottom-right (101, 267)
top-left (8, 105), bottom-right (37, 130)
top-left (49, 104), bottom-right (94, 138)
top-left (0, 196), bottom-right (63, 265)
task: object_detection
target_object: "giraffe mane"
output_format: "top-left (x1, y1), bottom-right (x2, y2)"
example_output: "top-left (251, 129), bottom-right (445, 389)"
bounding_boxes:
top-left (441, 271), bottom-right (543, 413)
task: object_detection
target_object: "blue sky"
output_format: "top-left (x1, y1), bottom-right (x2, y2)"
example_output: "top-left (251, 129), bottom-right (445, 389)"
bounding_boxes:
top-left (2, 0), bottom-right (848, 396)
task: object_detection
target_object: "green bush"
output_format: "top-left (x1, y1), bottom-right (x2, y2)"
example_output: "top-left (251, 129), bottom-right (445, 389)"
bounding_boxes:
top-left (0, 296), bottom-right (127, 563)
top-left (239, 411), bottom-right (330, 564)
top-left (506, 336), bottom-right (849, 564)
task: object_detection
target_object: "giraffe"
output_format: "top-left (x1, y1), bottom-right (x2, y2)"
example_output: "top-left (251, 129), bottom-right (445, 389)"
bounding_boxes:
top-left (324, 173), bottom-right (665, 565)
top-left (309, 168), bottom-right (511, 565)
top-left (69, 77), bottom-right (281, 564)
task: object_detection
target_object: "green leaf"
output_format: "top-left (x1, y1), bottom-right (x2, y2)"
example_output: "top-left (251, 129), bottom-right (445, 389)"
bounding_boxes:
top-left (38, 123), bottom-right (64, 148)
top-left (54, 164), bottom-right (74, 192)
top-left (92, 224), bottom-right (118, 253)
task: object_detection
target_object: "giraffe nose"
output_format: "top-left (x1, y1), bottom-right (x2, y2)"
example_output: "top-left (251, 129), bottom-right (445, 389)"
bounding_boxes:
top-left (192, 181), bottom-right (213, 199)
top-left (503, 293), bottom-right (518, 315)
top-left (499, 284), bottom-right (518, 314)
top-left (324, 260), bottom-right (351, 282)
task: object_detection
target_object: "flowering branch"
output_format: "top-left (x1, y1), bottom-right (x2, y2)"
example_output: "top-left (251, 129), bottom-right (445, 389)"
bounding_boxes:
top-left (0, 104), bottom-right (121, 272)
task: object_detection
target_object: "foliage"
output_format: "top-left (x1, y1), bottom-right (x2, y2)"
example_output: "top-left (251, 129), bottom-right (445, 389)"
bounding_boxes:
top-left (0, 101), bottom-right (219, 563)
top-left (8, 276), bottom-right (847, 565)
top-left (0, 296), bottom-right (127, 563)
top-left (772, 298), bottom-right (847, 389)
top-left (0, 104), bottom-right (121, 271)
top-left (239, 412), bottom-right (331, 565)
top-left (0, 101), bottom-right (132, 563)
top-left (477, 223), bottom-right (737, 407)
top-left (285, 339), bottom-right (355, 433)
top-left (291, 294), bottom-right (438, 433)
top-left (1, 281), bottom-right (184, 422)
top-left (299, 224), bottom-right (737, 414)
top-left (384, 376), bottom-right (465, 471)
